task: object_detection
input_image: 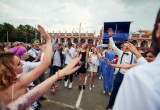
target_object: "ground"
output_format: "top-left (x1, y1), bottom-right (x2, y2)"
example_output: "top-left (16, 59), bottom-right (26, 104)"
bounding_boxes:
top-left (39, 72), bottom-right (109, 110)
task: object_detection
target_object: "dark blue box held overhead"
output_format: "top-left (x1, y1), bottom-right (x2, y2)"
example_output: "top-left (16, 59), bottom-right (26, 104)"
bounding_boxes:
top-left (103, 22), bottom-right (131, 44)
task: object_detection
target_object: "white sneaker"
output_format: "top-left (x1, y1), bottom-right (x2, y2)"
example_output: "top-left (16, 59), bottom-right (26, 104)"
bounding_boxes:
top-left (103, 90), bottom-right (106, 94)
top-left (64, 80), bottom-right (68, 87)
top-left (108, 92), bottom-right (111, 96)
top-left (69, 82), bottom-right (73, 89)
top-left (89, 84), bottom-right (92, 90)
top-left (99, 76), bottom-right (102, 79)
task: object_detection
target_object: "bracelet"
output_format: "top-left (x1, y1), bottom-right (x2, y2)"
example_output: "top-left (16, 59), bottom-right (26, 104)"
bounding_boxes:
top-left (56, 69), bottom-right (61, 79)
top-left (56, 69), bottom-right (66, 79)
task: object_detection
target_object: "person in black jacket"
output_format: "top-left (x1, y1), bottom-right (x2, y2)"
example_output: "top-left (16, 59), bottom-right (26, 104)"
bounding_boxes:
top-left (49, 43), bottom-right (64, 93)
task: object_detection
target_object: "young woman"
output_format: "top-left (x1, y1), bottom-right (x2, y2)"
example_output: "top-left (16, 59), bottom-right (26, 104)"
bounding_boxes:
top-left (78, 43), bottom-right (89, 90)
top-left (102, 44), bottom-right (115, 95)
top-left (89, 48), bottom-right (99, 90)
top-left (144, 50), bottom-right (155, 62)
top-left (0, 25), bottom-right (81, 107)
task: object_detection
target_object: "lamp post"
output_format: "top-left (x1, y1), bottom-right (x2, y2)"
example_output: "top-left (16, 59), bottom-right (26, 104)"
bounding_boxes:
top-left (79, 23), bottom-right (81, 44)
top-left (7, 31), bottom-right (9, 42)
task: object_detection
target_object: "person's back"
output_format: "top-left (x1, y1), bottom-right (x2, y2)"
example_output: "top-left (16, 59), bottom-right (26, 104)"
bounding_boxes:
top-left (113, 53), bottom-right (160, 110)
top-left (113, 9), bottom-right (160, 110)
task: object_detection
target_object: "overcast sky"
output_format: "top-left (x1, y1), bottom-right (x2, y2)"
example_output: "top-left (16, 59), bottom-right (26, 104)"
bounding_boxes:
top-left (0, 0), bottom-right (159, 35)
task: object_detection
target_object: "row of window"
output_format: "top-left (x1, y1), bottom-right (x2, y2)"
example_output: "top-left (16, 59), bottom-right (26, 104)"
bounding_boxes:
top-left (131, 40), bottom-right (152, 47)
top-left (59, 38), bottom-right (94, 44)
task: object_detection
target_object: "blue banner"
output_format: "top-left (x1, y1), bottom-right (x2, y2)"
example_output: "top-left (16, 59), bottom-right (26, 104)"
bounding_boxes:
top-left (103, 22), bottom-right (131, 44)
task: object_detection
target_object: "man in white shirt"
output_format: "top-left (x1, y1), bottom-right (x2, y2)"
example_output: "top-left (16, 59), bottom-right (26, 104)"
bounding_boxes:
top-left (106, 28), bottom-right (136, 110)
top-left (28, 40), bottom-right (41, 60)
top-left (113, 10), bottom-right (160, 110)
top-left (64, 42), bottom-right (75, 89)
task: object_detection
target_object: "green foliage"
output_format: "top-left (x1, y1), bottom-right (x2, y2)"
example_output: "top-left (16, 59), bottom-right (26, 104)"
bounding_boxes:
top-left (0, 23), bottom-right (40, 43)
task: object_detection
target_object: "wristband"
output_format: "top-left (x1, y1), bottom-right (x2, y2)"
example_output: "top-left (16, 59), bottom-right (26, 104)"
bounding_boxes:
top-left (56, 69), bottom-right (61, 79)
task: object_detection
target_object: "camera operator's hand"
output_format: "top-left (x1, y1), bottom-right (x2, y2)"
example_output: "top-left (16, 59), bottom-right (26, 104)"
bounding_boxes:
top-left (127, 42), bottom-right (142, 59)
top-left (138, 29), bottom-right (152, 37)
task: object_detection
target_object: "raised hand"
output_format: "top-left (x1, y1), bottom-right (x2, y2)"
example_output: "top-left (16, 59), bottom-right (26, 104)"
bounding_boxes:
top-left (106, 58), bottom-right (111, 65)
top-left (60, 55), bottom-right (82, 76)
top-left (126, 42), bottom-right (138, 54)
top-left (138, 29), bottom-right (152, 37)
top-left (108, 28), bottom-right (113, 37)
top-left (37, 25), bottom-right (51, 41)
top-left (55, 34), bottom-right (60, 39)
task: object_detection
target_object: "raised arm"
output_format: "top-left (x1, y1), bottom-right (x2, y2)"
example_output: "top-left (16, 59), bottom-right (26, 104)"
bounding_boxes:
top-left (52, 34), bottom-right (60, 51)
top-left (106, 58), bottom-right (136, 69)
top-left (19, 25), bottom-right (52, 87)
top-left (111, 63), bottom-right (137, 69)
top-left (8, 55), bottom-right (81, 110)
top-left (138, 29), bottom-right (152, 37)
top-left (108, 28), bottom-right (122, 55)
top-left (126, 42), bottom-right (148, 64)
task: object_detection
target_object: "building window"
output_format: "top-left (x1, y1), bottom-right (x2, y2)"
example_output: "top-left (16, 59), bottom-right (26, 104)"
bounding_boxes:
top-left (67, 38), bottom-right (71, 43)
top-left (88, 39), bottom-right (93, 44)
top-left (140, 40), bottom-right (148, 47)
top-left (73, 38), bottom-right (78, 43)
top-left (150, 43), bottom-right (153, 48)
top-left (80, 38), bottom-right (85, 43)
top-left (131, 40), bottom-right (138, 46)
top-left (60, 38), bottom-right (65, 43)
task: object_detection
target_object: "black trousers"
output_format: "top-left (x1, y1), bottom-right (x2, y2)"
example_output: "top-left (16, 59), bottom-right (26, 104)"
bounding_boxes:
top-left (49, 65), bottom-right (62, 77)
top-left (33, 73), bottom-right (45, 85)
top-left (64, 74), bottom-right (73, 82)
top-left (107, 72), bottom-right (124, 108)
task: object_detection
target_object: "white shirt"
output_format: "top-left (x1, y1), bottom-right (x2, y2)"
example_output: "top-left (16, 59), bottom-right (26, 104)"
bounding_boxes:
top-left (53, 51), bottom-right (61, 67)
top-left (113, 53), bottom-right (160, 110)
top-left (28, 48), bottom-right (40, 58)
top-left (64, 47), bottom-right (74, 64)
top-left (17, 61), bottom-right (41, 78)
top-left (90, 54), bottom-right (99, 66)
top-left (109, 37), bottom-right (136, 74)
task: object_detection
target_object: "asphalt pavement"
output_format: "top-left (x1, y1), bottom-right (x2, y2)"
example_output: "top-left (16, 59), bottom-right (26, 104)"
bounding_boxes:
top-left (40, 72), bottom-right (109, 110)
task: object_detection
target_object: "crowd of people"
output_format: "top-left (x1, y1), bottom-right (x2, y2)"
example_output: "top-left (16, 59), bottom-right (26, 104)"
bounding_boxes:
top-left (0, 9), bottom-right (160, 110)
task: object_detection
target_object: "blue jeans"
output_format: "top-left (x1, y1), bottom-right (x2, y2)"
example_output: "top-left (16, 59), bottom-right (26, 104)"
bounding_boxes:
top-left (98, 60), bottom-right (103, 76)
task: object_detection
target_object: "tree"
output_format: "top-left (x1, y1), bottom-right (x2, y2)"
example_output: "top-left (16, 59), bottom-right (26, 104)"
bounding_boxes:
top-left (0, 22), bottom-right (16, 42)
top-left (0, 23), bottom-right (40, 43)
top-left (16, 24), bottom-right (40, 43)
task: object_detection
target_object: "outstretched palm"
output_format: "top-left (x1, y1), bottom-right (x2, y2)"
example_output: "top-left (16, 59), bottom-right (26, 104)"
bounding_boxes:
top-left (138, 29), bottom-right (152, 37)
top-left (62, 55), bottom-right (82, 76)
top-left (108, 28), bottom-right (113, 37)
top-left (37, 25), bottom-right (51, 41)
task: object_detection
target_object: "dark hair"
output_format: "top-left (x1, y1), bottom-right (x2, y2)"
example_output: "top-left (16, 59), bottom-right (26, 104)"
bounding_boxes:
top-left (68, 42), bottom-right (72, 47)
top-left (0, 43), bottom-right (4, 53)
top-left (152, 9), bottom-right (160, 56)
top-left (144, 50), bottom-right (154, 57)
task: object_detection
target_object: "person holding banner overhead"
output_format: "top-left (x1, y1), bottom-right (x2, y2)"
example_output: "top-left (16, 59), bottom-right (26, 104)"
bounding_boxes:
top-left (106, 28), bottom-right (136, 110)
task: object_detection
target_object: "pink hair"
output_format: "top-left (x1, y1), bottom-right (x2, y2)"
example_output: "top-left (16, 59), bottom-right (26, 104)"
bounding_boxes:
top-left (10, 46), bottom-right (27, 57)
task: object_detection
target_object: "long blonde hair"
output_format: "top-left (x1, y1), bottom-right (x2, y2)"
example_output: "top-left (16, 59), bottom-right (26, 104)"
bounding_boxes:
top-left (82, 43), bottom-right (89, 58)
top-left (0, 52), bottom-right (16, 90)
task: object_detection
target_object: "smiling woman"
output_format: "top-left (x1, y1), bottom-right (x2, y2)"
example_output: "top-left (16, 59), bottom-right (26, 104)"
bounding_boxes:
top-left (0, 52), bottom-right (17, 89)
top-left (0, 25), bottom-right (82, 110)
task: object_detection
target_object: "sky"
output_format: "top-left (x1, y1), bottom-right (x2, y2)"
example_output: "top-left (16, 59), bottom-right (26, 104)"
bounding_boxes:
top-left (0, 0), bottom-right (159, 35)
